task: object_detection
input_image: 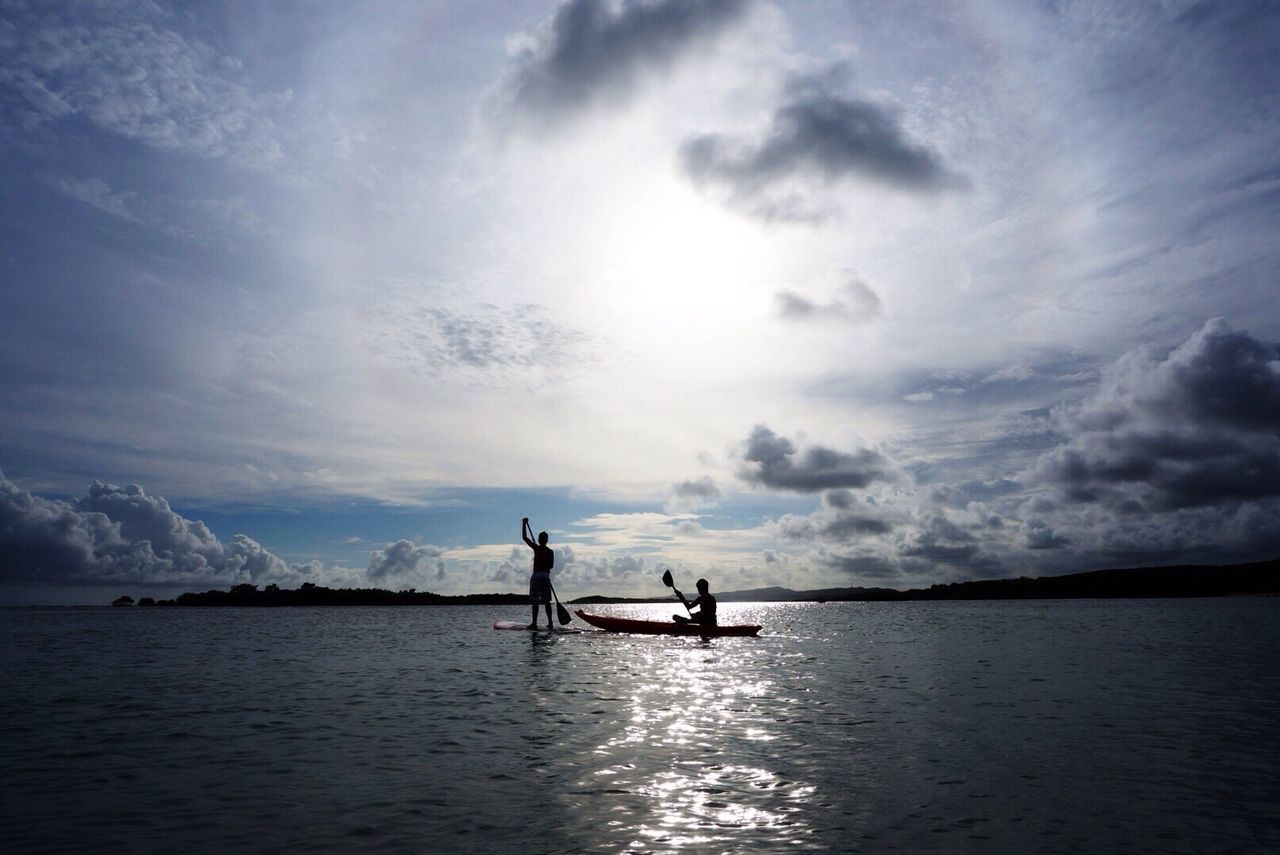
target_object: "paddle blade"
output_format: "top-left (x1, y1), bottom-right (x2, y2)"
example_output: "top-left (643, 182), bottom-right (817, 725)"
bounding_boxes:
top-left (556, 602), bottom-right (572, 625)
top-left (662, 569), bottom-right (674, 588)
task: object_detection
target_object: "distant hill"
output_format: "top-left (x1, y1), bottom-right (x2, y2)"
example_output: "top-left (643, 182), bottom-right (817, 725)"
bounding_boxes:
top-left (707, 559), bottom-right (1280, 602)
top-left (114, 559), bottom-right (1279, 606)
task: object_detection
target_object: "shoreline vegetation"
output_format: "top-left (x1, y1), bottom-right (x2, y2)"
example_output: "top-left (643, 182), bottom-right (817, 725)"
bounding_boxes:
top-left (109, 559), bottom-right (1279, 607)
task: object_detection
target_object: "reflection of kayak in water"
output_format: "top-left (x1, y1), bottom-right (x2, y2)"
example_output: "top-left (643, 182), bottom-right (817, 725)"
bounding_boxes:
top-left (493, 621), bottom-right (581, 633)
top-left (574, 610), bottom-right (762, 637)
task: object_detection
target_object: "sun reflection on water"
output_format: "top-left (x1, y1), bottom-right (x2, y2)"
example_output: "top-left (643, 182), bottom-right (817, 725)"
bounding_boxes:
top-left (579, 624), bottom-right (821, 852)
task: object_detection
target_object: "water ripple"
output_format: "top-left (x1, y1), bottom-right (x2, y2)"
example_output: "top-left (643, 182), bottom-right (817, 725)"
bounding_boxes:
top-left (1, 600), bottom-right (1277, 853)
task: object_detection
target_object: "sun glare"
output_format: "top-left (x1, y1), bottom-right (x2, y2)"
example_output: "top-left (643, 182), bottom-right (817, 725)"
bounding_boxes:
top-left (599, 179), bottom-right (776, 339)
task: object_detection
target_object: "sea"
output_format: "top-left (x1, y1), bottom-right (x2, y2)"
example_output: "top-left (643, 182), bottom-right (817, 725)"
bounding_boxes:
top-left (2, 599), bottom-right (1277, 854)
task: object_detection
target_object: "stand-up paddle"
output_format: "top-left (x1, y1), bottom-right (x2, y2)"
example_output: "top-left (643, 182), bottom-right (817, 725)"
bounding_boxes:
top-left (550, 580), bottom-right (571, 626)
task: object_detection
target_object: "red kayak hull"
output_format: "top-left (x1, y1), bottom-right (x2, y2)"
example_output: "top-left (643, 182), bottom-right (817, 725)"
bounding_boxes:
top-left (574, 609), bottom-right (761, 637)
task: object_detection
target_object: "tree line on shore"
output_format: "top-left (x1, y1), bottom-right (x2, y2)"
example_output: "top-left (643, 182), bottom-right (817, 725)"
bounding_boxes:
top-left (112, 582), bottom-right (532, 608)
top-left (110, 559), bottom-right (1278, 607)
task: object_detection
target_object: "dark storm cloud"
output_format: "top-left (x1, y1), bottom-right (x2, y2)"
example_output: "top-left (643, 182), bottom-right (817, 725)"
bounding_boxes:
top-left (818, 513), bottom-right (892, 539)
top-left (497, 0), bottom-right (750, 122)
top-left (928, 479), bottom-right (1022, 509)
top-left (1031, 319), bottom-right (1280, 510)
top-left (775, 492), bottom-right (1006, 585)
top-left (758, 320), bottom-right (1280, 585)
top-left (823, 489), bottom-right (854, 509)
top-left (777, 277), bottom-right (882, 324)
top-left (679, 67), bottom-right (964, 221)
top-left (775, 506), bottom-right (891, 544)
top-left (666, 475), bottom-right (721, 511)
top-left (1022, 519), bottom-right (1070, 551)
top-left (367, 540), bottom-right (445, 582)
top-left (891, 512), bottom-right (995, 571)
top-left (898, 539), bottom-right (978, 565)
top-left (0, 470), bottom-right (303, 586)
top-left (810, 550), bottom-right (899, 580)
top-left (672, 476), bottom-right (720, 501)
top-left (736, 424), bottom-right (896, 493)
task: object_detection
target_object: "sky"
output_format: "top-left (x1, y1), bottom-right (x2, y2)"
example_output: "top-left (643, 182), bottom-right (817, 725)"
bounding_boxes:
top-left (2, 0), bottom-right (1279, 604)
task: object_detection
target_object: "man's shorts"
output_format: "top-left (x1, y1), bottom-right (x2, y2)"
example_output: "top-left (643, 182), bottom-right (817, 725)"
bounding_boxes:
top-left (529, 572), bottom-right (552, 604)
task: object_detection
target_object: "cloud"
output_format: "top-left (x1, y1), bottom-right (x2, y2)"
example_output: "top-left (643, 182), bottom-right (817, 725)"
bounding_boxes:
top-left (762, 483), bottom-right (1008, 586)
top-left (679, 65), bottom-right (964, 221)
top-left (929, 479), bottom-right (1022, 509)
top-left (665, 475), bottom-right (721, 512)
top-left (426, 305), bottom-right (580, 370)
top-left (482, 538), bottom-right (654, 590)
top-left (370, 300), bottom-right (594, 378)
top-left (1030, 318), bottom-right (1280, 510)
top-left (491, 0), bottom-right (751, 125)
top-left (367, 540), bottom-right (446, 583)
top-left (482, 545), bottom-right (526, 587)
top-left (775, 511), bottom-right (889, 544)
top-left (51, 176), bottom-right (138, 222)
top-left (775, 490), bottom-right (897, 544)
top-left (777, 275), bottom-right (882, 324)
top-left (1022, 519), bottom-right (1069, 551)
top-left (0, 2), bottom-right (287, 164)
top-left (0, 470), bottom-right (304, 586)
top-left (735, 424), bottom-right (896, 492)
top-left (809, 549), bottom-right (899, 580)
top-left (564, 551), bottom-right (648, 581)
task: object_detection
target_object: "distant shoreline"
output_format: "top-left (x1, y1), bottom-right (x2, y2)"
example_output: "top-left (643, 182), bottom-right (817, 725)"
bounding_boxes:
top-left (107, 559), bottom-right (1279, 607)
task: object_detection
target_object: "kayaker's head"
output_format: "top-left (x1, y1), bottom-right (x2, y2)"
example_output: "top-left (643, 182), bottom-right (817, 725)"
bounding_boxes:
top-left (696, 578), bottom-right (709, 594)
top-left (538, 531), bottom-right (549, 545)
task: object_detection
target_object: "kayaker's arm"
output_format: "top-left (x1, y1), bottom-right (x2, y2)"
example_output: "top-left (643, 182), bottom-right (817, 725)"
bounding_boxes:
top-left (521, 517), bottom-right (536, 549)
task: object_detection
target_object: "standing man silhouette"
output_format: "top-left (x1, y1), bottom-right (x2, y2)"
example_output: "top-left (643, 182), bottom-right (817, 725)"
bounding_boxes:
top-left (522, 517), bottom-right (554, 629)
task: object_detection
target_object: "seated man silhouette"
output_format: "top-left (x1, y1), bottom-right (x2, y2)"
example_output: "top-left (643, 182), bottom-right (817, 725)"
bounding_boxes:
top-left (672, 578), bottom-right (717, 631)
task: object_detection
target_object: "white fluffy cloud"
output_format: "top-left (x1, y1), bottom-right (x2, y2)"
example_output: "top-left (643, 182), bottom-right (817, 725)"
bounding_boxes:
top-left (0, 470), bottom-right (468, 592)
top-left (366, 539), bottom-right (446, 583)
top-left (0, 471), bottom-right (305, 586)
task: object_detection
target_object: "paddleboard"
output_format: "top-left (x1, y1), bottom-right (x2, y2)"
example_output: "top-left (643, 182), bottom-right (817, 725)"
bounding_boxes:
top-left (493, 620), bottom-right (581, 633)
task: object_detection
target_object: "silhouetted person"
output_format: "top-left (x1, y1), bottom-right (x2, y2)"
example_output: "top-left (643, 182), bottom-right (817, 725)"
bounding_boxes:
top-left (673, 578), bottom-right (717, 635)
top-left (522, 517), bottom-right (554, 629)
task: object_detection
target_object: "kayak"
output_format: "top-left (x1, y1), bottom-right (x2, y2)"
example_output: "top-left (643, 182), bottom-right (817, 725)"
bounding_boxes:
top-left (574, 609), bottom-right (761, 637)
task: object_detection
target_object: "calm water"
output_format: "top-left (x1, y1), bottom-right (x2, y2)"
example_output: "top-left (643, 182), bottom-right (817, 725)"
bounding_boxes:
top-left (2, 600), bottom-right (1277, 853)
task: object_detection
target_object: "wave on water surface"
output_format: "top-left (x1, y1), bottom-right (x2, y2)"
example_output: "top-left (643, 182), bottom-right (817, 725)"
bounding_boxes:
top-left (2, 600), bottom-right (1277, 853)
